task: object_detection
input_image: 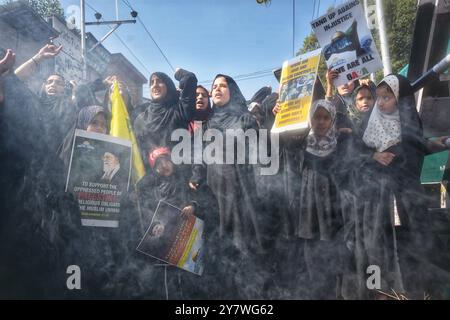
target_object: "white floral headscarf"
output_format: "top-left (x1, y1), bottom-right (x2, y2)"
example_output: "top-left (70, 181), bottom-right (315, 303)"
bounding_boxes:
top-left (306, 99), bottom-right (337, 157)
top-left (362, 75), bottom-right (401, 152)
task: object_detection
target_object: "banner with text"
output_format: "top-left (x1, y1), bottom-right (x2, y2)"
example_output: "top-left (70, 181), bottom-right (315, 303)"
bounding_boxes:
top-left (65, 129), bottom-right (132, 228)
top-left (272, 48), bottom-right (321, 134)
top-left (311, 0), bottom-right (382, 86)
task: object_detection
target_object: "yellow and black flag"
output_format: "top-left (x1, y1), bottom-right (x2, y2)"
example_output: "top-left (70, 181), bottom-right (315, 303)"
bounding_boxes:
top-left (110, 81), bottom-right (145, 184)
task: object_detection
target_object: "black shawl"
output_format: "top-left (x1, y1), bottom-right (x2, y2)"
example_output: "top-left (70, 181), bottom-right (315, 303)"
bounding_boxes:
top-left (192, 85), bottom-right (212, 122)
top-left (39, 82), bottom-right (79, 153)
top-left (206, 74), bottom-right (262, 254)
top-left (208, 74), bottom-right (257, 132)
top-left (134, 71), bottom-right (197, 152)
top-left (0, 73), bottom-right (70, 298)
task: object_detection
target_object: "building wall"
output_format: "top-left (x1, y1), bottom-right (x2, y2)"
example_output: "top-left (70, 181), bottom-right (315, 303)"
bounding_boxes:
top-left (0, 19), bottom-right (53, 94)
top-left (51, 16), bottom-right (84, 84)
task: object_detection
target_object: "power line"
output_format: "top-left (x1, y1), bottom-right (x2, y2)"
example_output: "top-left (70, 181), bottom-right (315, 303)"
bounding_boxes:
top-left (234, 68), bottom-right (276, 78)
top-left (122, 0), bottom-right (276, 85)
top-left (198, 70), bottom-right (276, 85)
top-left (230, 73), bottom-right (275, 82)
top-left (312, 0), bottom-right (316, 21)
top-left (317, 0), bottom-right (321, 18)
top-left (113, 33), bottom-right (151, 75)
top-left (121, 0), bottom-right (176, 72)
top-left (199, 74), bottom-right (274, 86)
top-left (199, 68), bottom-right (275, 82)
top-left (84, 1), bottom-right (151, 75)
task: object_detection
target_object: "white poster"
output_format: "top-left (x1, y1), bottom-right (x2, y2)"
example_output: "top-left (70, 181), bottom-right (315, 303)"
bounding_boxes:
top-left (311, 0), bottom-right (382, 86)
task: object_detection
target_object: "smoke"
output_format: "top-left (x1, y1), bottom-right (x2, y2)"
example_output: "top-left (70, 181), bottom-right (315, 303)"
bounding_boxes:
top-left (2, 40), bottom-right (450, 300)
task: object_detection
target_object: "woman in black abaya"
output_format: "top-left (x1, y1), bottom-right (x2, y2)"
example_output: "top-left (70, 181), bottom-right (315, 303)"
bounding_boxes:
top-left (206, 74), bottom-right (266, 299)
top-left (134, 70), bottom-right (197, 155)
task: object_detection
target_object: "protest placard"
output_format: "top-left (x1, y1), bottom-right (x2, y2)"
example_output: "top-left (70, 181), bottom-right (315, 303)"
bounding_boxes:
top-left (137, 200), bottom-right (205, 276)
top-left (65, 129), bottom-right (132, 228)
top-left (272, 48), bottom-right (322, 134)
top-left (311, 0), bottom-right (382, 86)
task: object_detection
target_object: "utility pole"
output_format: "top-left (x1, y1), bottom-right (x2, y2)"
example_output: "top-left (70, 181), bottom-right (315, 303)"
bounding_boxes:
top-left (292, 0), bottom-right (296, 57)
top-left (80, 0), bottom-right (87, 79)
top-left (363, 0), bottom-right (376, 81)
top-left (79, 0), bottom-right (137, 80)
top-left (375, 0), bottom-right (392, 75)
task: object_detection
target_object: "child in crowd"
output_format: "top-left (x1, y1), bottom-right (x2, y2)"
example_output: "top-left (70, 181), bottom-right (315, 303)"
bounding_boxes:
top-left (294, 99), bottom-right (344, 299)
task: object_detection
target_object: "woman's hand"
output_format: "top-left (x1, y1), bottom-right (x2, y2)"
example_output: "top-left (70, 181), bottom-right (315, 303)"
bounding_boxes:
top-left (188, 181), bottom-right (199, 191)
top-left (181, 205), bottom-right (196, 217)
top-left (326, 68), bottom-right (339, 84)
top-left (436, 136), bottom-right (450, 147)
top-left (373, 151), bottom-right (395, 166)
top-left (326, 68), bottom-right (338, 98)
top-left (272, 101), bottom-right (281, 115)
top-left (34, 44), bottom-right (62, 62)
top-left (103, 75), bottom-right (120, 86)
top-left (338, 128), bottom-right (353, 135)
top-left (0, 49), bottom-right (15, 75)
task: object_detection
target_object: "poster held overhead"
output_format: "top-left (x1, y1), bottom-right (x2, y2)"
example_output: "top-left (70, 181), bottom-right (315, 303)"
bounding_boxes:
top-left (311, 0), bottom-right (383, 86)
top-left (271, 48), bottom-right (322, 135)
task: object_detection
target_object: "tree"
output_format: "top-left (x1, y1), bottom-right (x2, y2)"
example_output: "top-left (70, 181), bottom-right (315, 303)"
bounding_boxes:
top-left (383, 0), bottom-right (417, 73)
top-left (365, 0), bottom-right (417, 81)
top-left (6, 0), bottom-right (65, 20)
top-left (297, 33), bottom-right (320, 55)
top-left (296, 32), bottom-right (328, 87)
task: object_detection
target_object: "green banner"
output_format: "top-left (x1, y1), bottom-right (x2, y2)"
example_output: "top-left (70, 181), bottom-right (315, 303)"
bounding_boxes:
top-left (421, 150), bottom-right (449, 184)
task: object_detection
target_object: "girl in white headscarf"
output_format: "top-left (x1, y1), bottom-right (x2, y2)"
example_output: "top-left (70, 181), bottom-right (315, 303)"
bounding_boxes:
top-left (354, 74), bottom-right (442, 299)
top-left (294, 99), bottom-right (344, 299)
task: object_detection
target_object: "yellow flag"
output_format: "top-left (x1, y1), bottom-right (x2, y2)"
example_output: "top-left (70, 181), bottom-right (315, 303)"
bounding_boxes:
top-left (110, 81), bottom-right (146, 184)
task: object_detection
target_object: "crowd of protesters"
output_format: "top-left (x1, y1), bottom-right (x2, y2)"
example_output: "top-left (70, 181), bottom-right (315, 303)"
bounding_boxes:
top-left (1, 42), bottom-right (450, 300)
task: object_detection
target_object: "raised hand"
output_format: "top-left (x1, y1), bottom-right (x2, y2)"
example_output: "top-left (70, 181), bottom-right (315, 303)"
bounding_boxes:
top-left (35, 44), bottom-right (62, 62)
top-left (326, 68), bottom-right (339, 85)
top-left (0, 49), bottom-right (16, 75)
top-left (272, 101), bottom-right (281, 115)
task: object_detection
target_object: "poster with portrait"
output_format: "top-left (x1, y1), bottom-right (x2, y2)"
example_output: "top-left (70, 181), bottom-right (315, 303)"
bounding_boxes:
top-left (65, 129), bottom-right (132, 228)
top-left (311, 0), bottom-right (382, 86)
top-left (136, 200), bottom-right (205, 276)
top-left (271, 48), bottom-right (322, 134)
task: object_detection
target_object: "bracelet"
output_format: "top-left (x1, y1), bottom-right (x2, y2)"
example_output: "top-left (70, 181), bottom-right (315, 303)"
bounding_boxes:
top-left (31, 57), bottom-right (39, 66)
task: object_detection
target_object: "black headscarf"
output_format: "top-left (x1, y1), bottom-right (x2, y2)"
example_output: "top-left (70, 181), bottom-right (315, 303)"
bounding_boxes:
top-left (388, 74), bottom-right (426, 177)
top-left (248, 86), bottom-right (272, 105)
top-left (76, 105), bottom-right (107, 131)
top-left (208, 74), bottom-right (255, 131)
top-left (134, 71), bottom-right (189, 152)
top-left (193, 85), bottom-right (212, 122)
top-left (348, 82), bottom-right (376, 132)
top-left (150, 72), bottom-right (179, 105)
top-left (39, 74), bottom-right (79, 153)
top-left (39, 74), bottom-right (71, 113)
